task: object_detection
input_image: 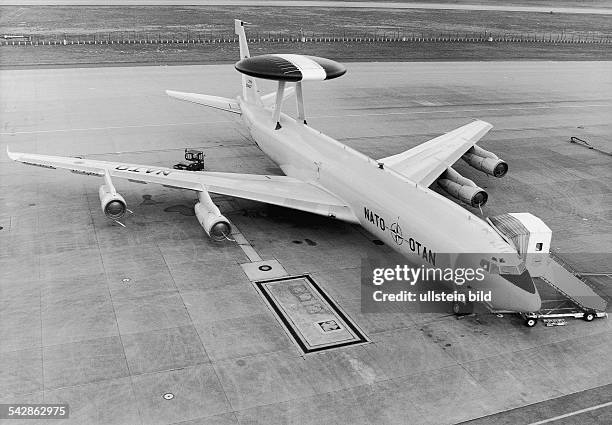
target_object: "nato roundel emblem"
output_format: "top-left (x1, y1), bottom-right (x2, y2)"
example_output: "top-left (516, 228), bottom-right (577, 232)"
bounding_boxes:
top-left (390, 222), bottom-right (403, 245)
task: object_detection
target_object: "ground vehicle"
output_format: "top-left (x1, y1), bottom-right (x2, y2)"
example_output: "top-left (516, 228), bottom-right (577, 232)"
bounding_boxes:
top-left (173, 149), bottom-right (205, 171)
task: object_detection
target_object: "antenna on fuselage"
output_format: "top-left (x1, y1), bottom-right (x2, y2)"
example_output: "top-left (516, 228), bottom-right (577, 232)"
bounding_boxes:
top-left (235, 53), bottom-right (346, 130)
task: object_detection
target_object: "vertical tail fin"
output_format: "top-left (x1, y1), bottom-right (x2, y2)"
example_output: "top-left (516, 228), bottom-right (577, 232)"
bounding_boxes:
top-left (234, 19), bottom-right (261, 104)
top-left (234, 19), bottom-right (250, 60)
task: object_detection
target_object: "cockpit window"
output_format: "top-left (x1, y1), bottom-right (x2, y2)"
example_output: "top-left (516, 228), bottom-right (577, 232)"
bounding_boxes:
top-left (482, 257), bottom-right (526, 275)
top-left (500, 265), bottom-right (516, 274)
top-left (481, 259), bottom-right (500, 274)
top-left (500, 263), bottom-right (527, 275)
top-left (479, 259), bottom-right (490, 271)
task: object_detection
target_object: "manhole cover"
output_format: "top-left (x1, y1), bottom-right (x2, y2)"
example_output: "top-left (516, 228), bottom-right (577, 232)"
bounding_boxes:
top-left (162, 393), bottom-right (174, 400)
top-left (121, 278), bottom-right (131, 283)
top-left (258, 265), bottom-right (272, 272)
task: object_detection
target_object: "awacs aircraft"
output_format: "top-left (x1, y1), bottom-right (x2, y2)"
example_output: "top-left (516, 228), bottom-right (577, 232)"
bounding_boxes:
top-left (7, 19), bottom-right (541, 313)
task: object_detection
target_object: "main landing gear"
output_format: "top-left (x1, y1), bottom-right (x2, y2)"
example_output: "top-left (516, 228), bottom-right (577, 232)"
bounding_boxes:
top-left (452, 300), bottom-right (474, 315)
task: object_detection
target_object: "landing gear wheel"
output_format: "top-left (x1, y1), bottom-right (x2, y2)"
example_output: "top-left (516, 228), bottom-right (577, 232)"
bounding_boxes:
top-left (524, 317), bottom-right (538, 328)
top-left (583, 311), bottom-right (596, 322)
top-left (452, 301), bottom-right (473, 315)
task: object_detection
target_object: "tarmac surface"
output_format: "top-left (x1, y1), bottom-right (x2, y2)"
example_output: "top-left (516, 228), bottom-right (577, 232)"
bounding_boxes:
top-left (1, 61), bottom-right (611, 424)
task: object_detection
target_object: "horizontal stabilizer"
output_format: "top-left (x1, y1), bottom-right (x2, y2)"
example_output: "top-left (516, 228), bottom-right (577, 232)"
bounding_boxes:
top-left (261, 86), bottom-right (295, 108)
top-left (166, 90), bottom-right (240, 114)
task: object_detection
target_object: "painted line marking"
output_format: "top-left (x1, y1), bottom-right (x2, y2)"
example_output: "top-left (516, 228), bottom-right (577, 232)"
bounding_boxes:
top-left (0, 119), bottom-right (233, 135)
top-left (316, 103), bottom-right (612, 120)
top-left (527, 401), bottom-right (612, 425)
top-left (3, 104), bottom-right (610, 136)
top-left (231, 224), bottom-right (262, 262)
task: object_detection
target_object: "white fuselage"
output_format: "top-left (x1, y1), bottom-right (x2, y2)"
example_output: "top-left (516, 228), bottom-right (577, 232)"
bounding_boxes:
top-left (239, 98), bottom-right (541, 312)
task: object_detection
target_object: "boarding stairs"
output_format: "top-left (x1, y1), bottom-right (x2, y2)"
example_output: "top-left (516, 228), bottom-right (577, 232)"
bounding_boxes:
top-left (538, 258), bottom-right (606, 312)
top-left (529, 256), bottom-right (608, 322)
top-left (488, 213), bottom-right (608, 326)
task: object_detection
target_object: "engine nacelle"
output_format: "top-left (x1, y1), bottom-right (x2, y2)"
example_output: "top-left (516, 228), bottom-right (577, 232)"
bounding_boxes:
top-left (194, 202), bottom-right (231, 241)
top-left (462, 145), bottom-right (508, 178)
top-left (98, 184), bottom-right (127, 219)
top-left (438, 168), bottom-right (488, 207)
top-left (194, 189), bottom-right (231, 241)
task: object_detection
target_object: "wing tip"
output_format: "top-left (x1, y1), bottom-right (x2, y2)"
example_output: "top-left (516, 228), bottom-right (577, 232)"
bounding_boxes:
top-left (166, 89), bottom-right (185, 99)
top-left (6, 146), bottom-right (18, 161)
top-left (166, 89), bottom-right (193, 101)
top-left (474, 119), bottom-right (493, 130)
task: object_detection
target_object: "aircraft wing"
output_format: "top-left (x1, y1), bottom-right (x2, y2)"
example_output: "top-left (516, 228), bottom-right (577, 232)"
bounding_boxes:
top-left (6, 149), bottom-right (354, 219)
top-left (378, 120), bottom-right (493, 187)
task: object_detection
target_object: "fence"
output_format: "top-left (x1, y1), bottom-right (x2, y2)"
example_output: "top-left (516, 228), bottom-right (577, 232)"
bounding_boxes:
top-left (3, 30), bottom-right (611, 46)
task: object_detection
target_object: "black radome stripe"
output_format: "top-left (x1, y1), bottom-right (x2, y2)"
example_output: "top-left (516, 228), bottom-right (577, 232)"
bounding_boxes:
top-left (235, 54), bottom-right (302, 82)
top-left (235, 54), bottom-right (346, 82)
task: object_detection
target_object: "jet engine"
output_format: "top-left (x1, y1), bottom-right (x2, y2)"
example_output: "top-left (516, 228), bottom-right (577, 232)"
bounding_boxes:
top-left (194, 190), bottom-right (231, 241)
top-left (462, 145), bottom-right (508, 178)
top-left (99, 184), bottom-right (127, 219)
top-left (437, 167), bottom-right (488, 208)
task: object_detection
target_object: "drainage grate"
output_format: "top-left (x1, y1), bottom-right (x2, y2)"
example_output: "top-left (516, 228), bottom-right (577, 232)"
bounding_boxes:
top-left (254, 274), bottom-right (368, 354)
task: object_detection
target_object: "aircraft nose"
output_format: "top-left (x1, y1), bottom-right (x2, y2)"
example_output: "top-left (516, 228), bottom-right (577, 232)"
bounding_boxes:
top-left (500, 270), bottom-right (541, 312)
top-left (511, 290), bottom-right (541, 313)
top-left (523, 293), bottom-right (542, 313)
